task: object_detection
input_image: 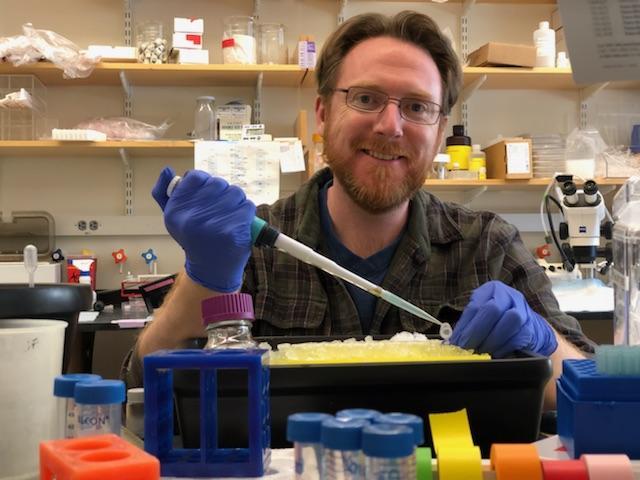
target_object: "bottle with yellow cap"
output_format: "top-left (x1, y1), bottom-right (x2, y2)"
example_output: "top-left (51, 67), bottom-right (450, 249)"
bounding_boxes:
top-left (469, 144), bottom-right (487, 180)
top-left (445, 125), bottom-right (471, 171)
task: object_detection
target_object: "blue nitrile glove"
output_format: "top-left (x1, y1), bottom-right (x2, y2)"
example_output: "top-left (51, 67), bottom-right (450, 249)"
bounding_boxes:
top-left (152, 167), bottom-right (256, 293)
top-left (449, 280), bottom-right (558, 358)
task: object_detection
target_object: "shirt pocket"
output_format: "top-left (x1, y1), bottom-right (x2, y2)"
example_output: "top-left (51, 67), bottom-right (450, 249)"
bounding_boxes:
top-left (398, 293), bottom-right (471, 334)
top-left (253, 275), bottom-right (327, 335)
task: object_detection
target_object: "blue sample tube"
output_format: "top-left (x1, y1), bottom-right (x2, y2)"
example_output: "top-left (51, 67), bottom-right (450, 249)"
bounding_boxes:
top-left (321, 417), bottom-right (368, 480)
top-left (373, 412), bottom-right (425, 446)
top-left (287, 413), bottom-right (333, 480)
top-left (74, 380), bottom-right (126, 437)
top-left (362, 423), bottom-right (416, 480)
top-left (53, 374), bottom-right (102, 438)
top-left (335, 409), bottom-right (381, 423)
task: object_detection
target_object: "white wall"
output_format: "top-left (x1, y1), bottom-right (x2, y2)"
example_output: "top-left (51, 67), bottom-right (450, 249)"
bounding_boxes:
top-left (0, 1), bottom-right (635, 288)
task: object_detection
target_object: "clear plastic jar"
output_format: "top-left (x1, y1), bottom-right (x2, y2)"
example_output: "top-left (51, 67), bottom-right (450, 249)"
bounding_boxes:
top-left (362, 424), bottom-right (416, 480)
top-left (258, 23), bottom-right (287, 64)
top-left (194, 96), bottom-right (217, 141)
top-left (135, 21), bottom-right (167, 64)
top-left (125, 387), bottom-right (145, 439)
top-left (222, 16), bottom-right (256, 64)
top-left (287, 412), bottom-right (333, 480)
top-left (202, 293), bottom-right (257, 349)
top-left (74, 380), bottom-right (126, 437)
top-left (53, 373), bottom-right (102, 438)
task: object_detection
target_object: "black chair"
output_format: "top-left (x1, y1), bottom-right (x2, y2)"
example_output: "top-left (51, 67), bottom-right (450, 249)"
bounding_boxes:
top-left (0, 283), bottom-right (93, 372)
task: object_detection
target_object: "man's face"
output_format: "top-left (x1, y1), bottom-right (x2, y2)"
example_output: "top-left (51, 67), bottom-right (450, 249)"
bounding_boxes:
top-left (316, 36), bottom-right (448, 214)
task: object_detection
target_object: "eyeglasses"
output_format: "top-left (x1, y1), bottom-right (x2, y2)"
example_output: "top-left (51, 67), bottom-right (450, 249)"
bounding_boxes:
top-left (333, 86), bottom-right (443, 125)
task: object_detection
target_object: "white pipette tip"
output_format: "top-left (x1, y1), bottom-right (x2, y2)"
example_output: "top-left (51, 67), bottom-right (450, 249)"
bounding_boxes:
top-left (166, 175), bottom-right (182, 197)
top-left (439, 322), bottom-right (453, 342)
top-left (23, 244), bottom-right (38, 288)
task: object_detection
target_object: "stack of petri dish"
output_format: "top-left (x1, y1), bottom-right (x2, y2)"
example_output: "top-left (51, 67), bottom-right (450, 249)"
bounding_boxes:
top-left (531, 134), bottom-right (566, 178)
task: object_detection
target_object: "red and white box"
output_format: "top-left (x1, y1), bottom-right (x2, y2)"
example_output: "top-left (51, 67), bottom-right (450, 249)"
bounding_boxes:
top-left (174, 17), bottom-right (204, 34)
top-left (172, 32), bottom-right (203, 49)
top-left (177, 48), bottom-right (209, 64)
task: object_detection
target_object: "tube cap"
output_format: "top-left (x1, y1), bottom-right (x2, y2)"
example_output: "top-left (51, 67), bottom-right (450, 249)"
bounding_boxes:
top-left (321, 418), bottom-right (368, 450)
top-left (362, 423), bottom-right (414, 458)
top-left (53, 374), bottom-right (102, 398)
top-left (74, 380), bottom-right (125, 405)
top-left (373, 413), bottom-right (425, 445)
top-left (286, 413), bottom-right (332, 443)
top-left (336, 408), bottom-right (381, 422)
top-left (202, 293), bottom-right (254, 325)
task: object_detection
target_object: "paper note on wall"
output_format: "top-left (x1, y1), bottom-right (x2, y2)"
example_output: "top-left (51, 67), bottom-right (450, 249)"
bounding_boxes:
top-left (194, 141), bottom-right (281, 206)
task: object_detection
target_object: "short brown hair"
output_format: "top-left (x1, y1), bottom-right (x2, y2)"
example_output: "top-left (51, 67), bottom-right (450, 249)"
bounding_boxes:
top-left (316, 10), bottom-right (461, 115)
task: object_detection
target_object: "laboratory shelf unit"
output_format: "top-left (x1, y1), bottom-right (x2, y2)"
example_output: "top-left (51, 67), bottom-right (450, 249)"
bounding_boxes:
top-left (0, 62), bottom-right (309, 87)
top-left (423, 177), bottom-right (627, 191)
top-left (0, 140), bottom-right (194, 157)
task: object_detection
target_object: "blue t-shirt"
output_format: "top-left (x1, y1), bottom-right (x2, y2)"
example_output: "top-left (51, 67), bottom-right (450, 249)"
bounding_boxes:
top-left (318, 181), bottom-right (403, 333)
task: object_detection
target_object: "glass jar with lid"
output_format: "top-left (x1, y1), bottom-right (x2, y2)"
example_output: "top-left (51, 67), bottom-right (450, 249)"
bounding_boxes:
top-left (135, 21), bottom-right (167, 64)
top-left (222, 16), bottom-right (256, 64)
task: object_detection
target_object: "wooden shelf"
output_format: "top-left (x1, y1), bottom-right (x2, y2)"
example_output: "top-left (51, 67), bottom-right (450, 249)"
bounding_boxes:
top-left (0, 62), bottom-right (308, 87)
top-left (423, 178), bottom-right (627, 190)
top-left (0, 140), bottom-right (194, 157)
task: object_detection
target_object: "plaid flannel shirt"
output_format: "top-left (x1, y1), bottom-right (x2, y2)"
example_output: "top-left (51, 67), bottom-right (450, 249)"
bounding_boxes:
top-left (122, 167), bottom-right (594, 388)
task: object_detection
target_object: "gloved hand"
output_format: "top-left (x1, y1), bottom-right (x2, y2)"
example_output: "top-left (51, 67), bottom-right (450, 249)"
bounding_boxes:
top-left (152, 166), bottom-right (256, 293)
top-left (449, 280), bottom-right (558, 358)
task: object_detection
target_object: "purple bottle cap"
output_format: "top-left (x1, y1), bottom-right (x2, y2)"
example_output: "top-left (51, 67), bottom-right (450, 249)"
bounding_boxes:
top-left (202, 293), bottom-right (255, 325)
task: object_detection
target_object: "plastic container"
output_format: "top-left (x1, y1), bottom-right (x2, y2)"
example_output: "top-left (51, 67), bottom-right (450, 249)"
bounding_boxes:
top-left (0, 74), bottom-right (48, 140)
top-left (126, 387), bottom-right (145, 438)
top-left (54, 373), bottom-right (102, 438)
top-left (222, 16), bottom-right (256, 64)
top-left (362, 423), bottom-right (416, 480)
top-left (194, 96), bottom-right (217, 141)
top-left (74, 379), bottom-right (126, 437)
top-left (336, 409), bottom-right (381, 423)
top-left (432, 153), bottom-right (449, 179)
top-left (287, 412), bottom-right (333, 480)
top-left (372, 413), bottom-right (424, 446)
top-left (135, 21), bottom-right (167, 64)
top-left (0, 319), bottom-right (66, 479)
top-left (258, 23), bottom-right (287, 64)
top-left (321, 417), bottom-right (368, 480)
top-left (612, 177), bottom-right (640, 346)
top-left (202, 293), bottom-right (257, 349)
top-left (556, 51), bottom-right (571, 68)
top-left (534, 21), bottom-right (555, 68)
top-left (445, 125), bottom-right (471, 170)
top-left (469, 144), bottom-right (487, 180)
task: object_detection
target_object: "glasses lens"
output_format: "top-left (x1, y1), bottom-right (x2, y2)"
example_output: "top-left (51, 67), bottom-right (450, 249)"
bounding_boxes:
top-left (400, 99), bottom-right (440, 124)
top-left (347, 88), bottom-right (386, 112)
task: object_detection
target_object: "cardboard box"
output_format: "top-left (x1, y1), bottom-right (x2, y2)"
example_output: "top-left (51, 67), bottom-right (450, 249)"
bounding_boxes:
top-left (483, 138), bottom-right (532, 179)
top-left (172, 32), bottom-right (203, 49)
top-left (467, 42), bottom-right (536, 68)
top-left (174, 17), bottom-right (204, 33)
top-left (551, 8), bottom-right (563, 31)
top-left (177, 48), bottom-right (209, 64)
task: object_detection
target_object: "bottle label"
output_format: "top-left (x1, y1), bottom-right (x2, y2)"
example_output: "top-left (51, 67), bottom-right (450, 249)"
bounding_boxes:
top-left (78, 414), bottom-right (110, 428)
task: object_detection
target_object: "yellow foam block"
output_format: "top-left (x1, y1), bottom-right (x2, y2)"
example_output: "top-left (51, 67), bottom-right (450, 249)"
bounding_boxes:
top-left (437, 446), bottom-right (483, 480)
top-left (429, 409), bottom-right (476, 452)
top-left (265, 338), bottom-right (490, 366)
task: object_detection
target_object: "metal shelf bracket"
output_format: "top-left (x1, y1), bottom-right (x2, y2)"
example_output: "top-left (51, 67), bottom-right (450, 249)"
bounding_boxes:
top-left (254, 71), bottom-right (263, 124)
top-left (119, 148), bottom-right (134, 216)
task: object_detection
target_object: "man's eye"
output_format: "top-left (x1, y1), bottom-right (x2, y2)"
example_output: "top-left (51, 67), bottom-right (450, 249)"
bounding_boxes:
top-left (408, 102), bottom-right (426, 113)
top-left (356, 94), bottom-right (373, 104)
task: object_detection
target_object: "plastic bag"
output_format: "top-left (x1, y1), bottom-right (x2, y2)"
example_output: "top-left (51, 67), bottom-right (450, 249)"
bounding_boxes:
top-left (74, 117), bottom-right (172, 140)
top-left (0, 88), bottom-right (36, 110)
top-left (564, 127), bottom-right (608, 180)
top-left (0, 23), bottom-right (98, 79)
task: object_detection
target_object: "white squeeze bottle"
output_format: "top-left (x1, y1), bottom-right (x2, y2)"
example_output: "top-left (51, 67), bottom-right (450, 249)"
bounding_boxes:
top-left (534, 21), bottom-right (555, 68)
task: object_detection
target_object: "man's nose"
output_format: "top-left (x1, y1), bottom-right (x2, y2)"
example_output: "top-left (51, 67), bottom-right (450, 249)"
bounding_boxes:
top-left (373, 99), bottom-right (404, 137)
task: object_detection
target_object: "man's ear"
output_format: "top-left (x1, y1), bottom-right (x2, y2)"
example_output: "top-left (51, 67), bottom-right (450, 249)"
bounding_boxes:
top-left (315, 95), bottom-right (326, 135)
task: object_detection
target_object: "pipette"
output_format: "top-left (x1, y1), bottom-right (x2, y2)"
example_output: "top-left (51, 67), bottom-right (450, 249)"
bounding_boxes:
top-left (167, 176), bottom-right (452, 340)
top-left (23, 244), bottom-right (38, 288)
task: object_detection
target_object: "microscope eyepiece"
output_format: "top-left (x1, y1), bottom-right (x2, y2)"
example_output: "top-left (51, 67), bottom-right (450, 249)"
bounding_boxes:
top-left (562, 181), bottom-right (577, 196)
top-left (584, 180), bottom-right (598, 195)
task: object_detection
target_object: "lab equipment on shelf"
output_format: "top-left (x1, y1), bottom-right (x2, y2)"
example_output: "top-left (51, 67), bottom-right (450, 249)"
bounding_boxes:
top-left (193, 96), bottom-right (217, 140)
top-left (136, 21), bottom-right (167, 64)
top-left (222, 16), bottom-right (256, 64)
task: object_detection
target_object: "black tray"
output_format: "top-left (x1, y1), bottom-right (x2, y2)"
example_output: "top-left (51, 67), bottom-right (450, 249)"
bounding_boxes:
top-left (172, 336), bottom-right (552, 456)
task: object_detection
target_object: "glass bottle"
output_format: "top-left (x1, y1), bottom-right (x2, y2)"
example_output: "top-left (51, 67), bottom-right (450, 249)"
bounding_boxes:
top-left (202, 293), bottom-right (257, 349)
top-left (194, 96), bottom-right (217, 141)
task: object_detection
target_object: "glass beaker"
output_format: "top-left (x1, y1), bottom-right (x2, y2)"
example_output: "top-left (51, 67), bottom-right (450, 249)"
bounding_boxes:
top-left (222, 16), bottom-right (256, 64)
top-left (194, 96), bottom-right (217, 141)
top-left (135, 21), bottom-right (167, 64)
top-left (258, 23), bottom-right (287, 64)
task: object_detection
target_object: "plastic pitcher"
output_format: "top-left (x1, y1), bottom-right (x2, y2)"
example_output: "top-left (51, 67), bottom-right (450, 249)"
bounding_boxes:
top-left (0, 319), bottom-right (66, 480)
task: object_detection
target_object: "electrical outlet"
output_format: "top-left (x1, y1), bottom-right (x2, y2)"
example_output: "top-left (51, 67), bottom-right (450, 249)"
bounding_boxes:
top-left (89, 220), bottom-right (99, 231)
top-left (77, 220), bottom-right (87, 231)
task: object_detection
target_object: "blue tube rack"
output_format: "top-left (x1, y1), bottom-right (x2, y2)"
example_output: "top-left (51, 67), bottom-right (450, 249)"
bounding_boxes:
top-left (143, 349), bottom-right (271, 477)
top-left (557, 358), bottom-right (640, 459)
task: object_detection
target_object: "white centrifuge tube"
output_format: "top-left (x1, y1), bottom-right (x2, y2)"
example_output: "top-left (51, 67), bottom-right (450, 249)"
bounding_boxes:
top-left (23, 244), bottom-right (38, 288)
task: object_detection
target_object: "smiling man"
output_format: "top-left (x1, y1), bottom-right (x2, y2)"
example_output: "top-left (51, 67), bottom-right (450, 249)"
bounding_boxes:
top-left (125, 11), bottom-right (594, 408)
